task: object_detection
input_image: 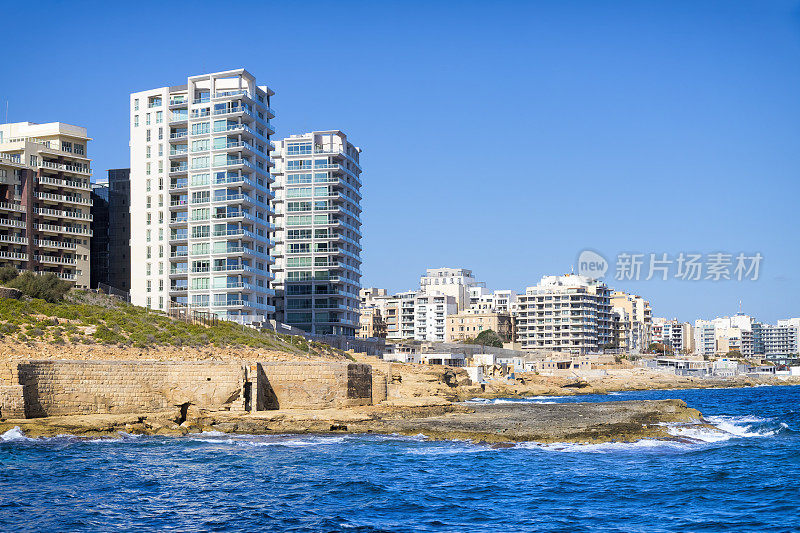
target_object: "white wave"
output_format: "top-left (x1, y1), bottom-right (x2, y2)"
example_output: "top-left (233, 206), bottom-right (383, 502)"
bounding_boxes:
top-left (519, 439), bottom-right (690, 453)
top-left (0, 426), bottom-right (31, 442)
top-left (667, 415), bottom-right (781, 442)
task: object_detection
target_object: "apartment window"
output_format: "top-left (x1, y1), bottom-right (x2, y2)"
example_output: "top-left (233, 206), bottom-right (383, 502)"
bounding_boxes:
top-left (134, 99), bottom-right (139, 111)
top-left (287, 187), bottom-right (312, 198)
top-left (159, 280), bottom-right (164, 292)
top-left (191, 156), bottom-right (209, 169)
top-left (134, 115), bottom-right (139, 127)
top-left (159, 177), bottom-right (164, 190)
top-left (287, 143), bottom-right (312, 155)
top-left (146, 130), bottom-right (151, 142)
top-left (158, 145), bottom-right (163, 157)
top-left (146, 263), bottom-right (151, 275)
top-left (146, 196), bottom-right (151, 208)
top-left (146, 113), bottom-right (151, 125)
top-left (146, 280), bottom-right (152, 292)
top-left (146, 246), bottom-right (151, 259)
top-left (159, 228), bottom-right (163, 241)
top-left (192, 139), bottom-right (210, 152)
top-left (146, 229), bottom-right (151, 242)
top-left (146, 146), bottom-right (151, 159)
top-left (146, 297), bottom-right (151, 308)
top-left (158, 161), bottom-right (163, 173)
top-left (146, 179), bottom-right (151, 192)
top-left (159, 245), bottom-right (164, 258)
top-left (146, 163), bottom-right (151, 175)
top-left (158, 194), bottom-right (163, 207)
top-left (191, 173), bottom-right (210, 186)
top-left (156, 111), bottom-right (163, 124)
top-left (146, 213), bottom-right (151, 225)
top-left (159, 297), bottom-right (163, 310)
top-left (191, 122), bottom-right (210, 135)
top-left (158, 127), bottom-right (163, 140)
top-left (159, 262), bottom-right (163, 275)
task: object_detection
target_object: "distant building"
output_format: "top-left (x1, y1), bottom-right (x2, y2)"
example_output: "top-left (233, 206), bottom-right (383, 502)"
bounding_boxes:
top-left (517, 274), bottom-right (612, 354)
top-left (610, 291), bottom-right (651, 352)
top-left (419, 267), bottom-right (481, 311)
top-left (414, 291), bottom-right (458, 342)
top-left (90, 168), bottom-right (131, 291)
top-left (762, 318), bottom-right (800, 358)
top-left (651, 317), bottom-right (694, 354)
top-left (445, 309), bottom-right (513, 343)
top-left (0, 121), bottom-right (93, 287)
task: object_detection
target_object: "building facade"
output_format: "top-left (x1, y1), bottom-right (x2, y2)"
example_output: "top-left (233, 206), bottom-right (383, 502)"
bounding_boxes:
top-left (517, 274), bottom-right (612, 354)
top-left (445, 309), bottom-right (513, 343)
top-left (271, 130), bottom-right (363, 336)
top-left (129, 69), bottom-right (276, 323)
top-left (419, 267), bottom-right (479, 311)
top-left (610, 291), bottom-right (651, 353)
top-left (90, 168), bottom-right (131, 291)
top-left (0, 122), bottom-right (92, 287)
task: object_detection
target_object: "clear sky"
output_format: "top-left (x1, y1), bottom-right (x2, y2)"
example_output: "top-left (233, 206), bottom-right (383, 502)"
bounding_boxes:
top-left (2, 0), bottom-right (799, 323)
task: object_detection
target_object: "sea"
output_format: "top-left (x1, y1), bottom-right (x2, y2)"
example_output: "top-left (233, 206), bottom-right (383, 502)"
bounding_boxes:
top-left (2, 385), bottom-right (799, 532)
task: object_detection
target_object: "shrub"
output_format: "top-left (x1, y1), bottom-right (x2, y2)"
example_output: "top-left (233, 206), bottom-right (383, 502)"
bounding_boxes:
top-left (0, 266), bottom-right (19, 283)
top-left (7, 272), bottom-right (71, 302)
top-left (92, 325), bottom-right (127, 345)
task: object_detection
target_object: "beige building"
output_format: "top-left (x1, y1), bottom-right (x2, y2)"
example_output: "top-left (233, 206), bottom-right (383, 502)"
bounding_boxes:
top-left (610, 291), bottom-right (651, 353)
top-left (0, 122), bottom-right (93, 287)
top-left (358, 306), bottom-right (386, 339)
top-left (446, 309), bottom-right (513, 343)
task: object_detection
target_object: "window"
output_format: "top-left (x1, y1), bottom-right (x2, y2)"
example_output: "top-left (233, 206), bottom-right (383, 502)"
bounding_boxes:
top-left (191, 156), bottom-right (209, 169)
top-left (288, 229), bottom-right (312, 240)
top-left (134, 98), bottom-right (139, 111)
top-left (286, 215), bottom-right (312, 226)
top-left (192, 139), bottom-right (210, 152)
top-left (287, 142), bottom-right (312, 155)
top-left (191, 173), bottom-right (210, 186)
top-left (146, 162), bottom-right (151, 175)
top-left (134, 115), bottom-right (139, 127)
top-left (146, 146), bottom-right (151, 159)
top-left (287, 173), bottom-right (312, 185)
top-left (287, 160), bottom-right (312, 170)
top-left (191, 122), bottom-right (210, 135)
top-left (146, 113), bottom-right (151, 125)
top-left (146, 130), bottom-right (151, 142)
top-left (287, 187), bottom-right (312, 198)
top-left (156, 111), bottom-right (163, 124)
top-left (158, 127), bottom-right (163, 140)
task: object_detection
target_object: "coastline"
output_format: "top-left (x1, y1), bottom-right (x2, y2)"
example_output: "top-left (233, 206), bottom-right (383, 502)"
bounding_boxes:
top-left (0, 398), bottom-right (703, 444)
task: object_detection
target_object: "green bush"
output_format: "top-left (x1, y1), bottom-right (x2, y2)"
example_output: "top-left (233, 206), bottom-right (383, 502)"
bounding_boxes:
top-left (7, 272), bottom-right (71, 302)
top-left (0, 266), bottom-right (18, 283)
top-left (92, 325), bottom-right (127, 345)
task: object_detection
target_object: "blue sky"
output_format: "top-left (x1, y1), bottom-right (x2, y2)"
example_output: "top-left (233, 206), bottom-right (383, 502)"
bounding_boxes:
top-left (2, 0), bottom-right (799, 322)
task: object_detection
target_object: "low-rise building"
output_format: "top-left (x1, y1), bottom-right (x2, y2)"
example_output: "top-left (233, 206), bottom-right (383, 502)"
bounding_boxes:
top-left (445, 308), bottom-right (513, 343)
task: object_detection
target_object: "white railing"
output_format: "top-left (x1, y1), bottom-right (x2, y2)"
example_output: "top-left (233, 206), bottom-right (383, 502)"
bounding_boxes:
top-left (35, 255), bottom-right (77, 265)
top-left (34, 239), bottom-right (77, 249)
top-left (0, 251), bottom-right (28, 260)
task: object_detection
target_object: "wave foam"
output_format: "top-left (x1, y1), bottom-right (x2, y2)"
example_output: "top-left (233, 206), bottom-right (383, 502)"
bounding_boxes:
top-left (0, 426), bottom-right (30, 442)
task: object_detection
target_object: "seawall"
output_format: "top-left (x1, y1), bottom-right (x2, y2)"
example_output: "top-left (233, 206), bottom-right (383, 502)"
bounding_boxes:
top-left (0, 360), bottom-right (375, 419)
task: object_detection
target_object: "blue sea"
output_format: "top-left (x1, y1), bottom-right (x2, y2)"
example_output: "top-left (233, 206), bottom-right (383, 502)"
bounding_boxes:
top-left (2, 386), bottom-right (799, 532)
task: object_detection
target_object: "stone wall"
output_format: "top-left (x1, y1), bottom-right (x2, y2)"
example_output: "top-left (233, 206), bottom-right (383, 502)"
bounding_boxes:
top-left (10, 360), bottom-right (246, 418)
top-left (255, 362), bottom-right (372, 409)
top-left (0, 385), bottom-right (25, 418)
top-left (0, 359), bottom-right (377, 418)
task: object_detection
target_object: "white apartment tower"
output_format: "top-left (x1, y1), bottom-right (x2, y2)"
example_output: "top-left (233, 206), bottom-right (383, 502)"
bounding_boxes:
top-left (517, 274), bottom-right (613, 354)
top-left (271, 131), bottom-right (363, 336)
top-left (129, 69), bottom-right (276, 323)
top-left (0, 122), bottom-right (92, 287)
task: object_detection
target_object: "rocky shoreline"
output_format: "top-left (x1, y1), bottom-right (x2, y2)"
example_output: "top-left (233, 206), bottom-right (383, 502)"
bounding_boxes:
top-left (0, 398), bottom-right (704, 444)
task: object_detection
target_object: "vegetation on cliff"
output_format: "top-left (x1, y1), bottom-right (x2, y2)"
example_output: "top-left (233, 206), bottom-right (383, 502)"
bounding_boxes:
top-left (0, 290), bottom-right (349, 358)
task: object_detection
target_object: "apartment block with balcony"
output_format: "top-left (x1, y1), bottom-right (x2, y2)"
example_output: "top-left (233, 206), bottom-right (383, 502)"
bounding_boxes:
top-left (271, 131), bottom-right (363, 336)
top-left (129, 69), bottom-right (276, 323)
top-left (517, 274), bottom-right (612, 354)
top-left (0, 122), bottom-right (92, 287)
top-left (610, 290), bottom-right (651, 352)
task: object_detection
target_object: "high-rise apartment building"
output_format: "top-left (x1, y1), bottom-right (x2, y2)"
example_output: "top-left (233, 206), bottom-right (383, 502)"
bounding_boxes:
top-left (129, 69), bottom-right (276, 323)
top-left (90, 168), bottom-right (131, 291)
top-left (517, 274), bottom-right (612, 354)
top-left (0, 122), bottom-right (92, 287)
top-left (271, 131), bottom-right (363, 336)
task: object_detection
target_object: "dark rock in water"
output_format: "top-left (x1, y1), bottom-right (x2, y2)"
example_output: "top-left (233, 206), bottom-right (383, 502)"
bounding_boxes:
top-left (562, 380), bottom-right (590, 389)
